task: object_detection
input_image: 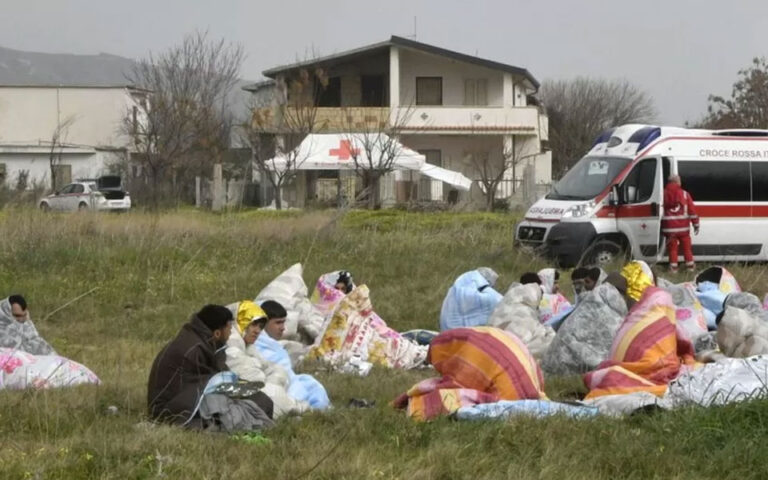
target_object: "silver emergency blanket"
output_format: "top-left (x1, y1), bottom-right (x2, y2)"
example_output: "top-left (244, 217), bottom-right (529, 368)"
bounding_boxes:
top-left (541, 283), bottom-right (627, 376)
top-left (486, 283), bottom-right (554, 360)
top-left (0, 298), bottom-right (55, 355)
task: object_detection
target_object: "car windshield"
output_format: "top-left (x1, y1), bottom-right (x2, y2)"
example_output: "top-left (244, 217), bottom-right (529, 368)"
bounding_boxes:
top-left (548, 156), bottom-right (632, 200)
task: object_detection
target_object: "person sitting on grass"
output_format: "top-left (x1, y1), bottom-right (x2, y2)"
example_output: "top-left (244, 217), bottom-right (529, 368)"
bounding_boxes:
top-left (256, 300), bottom-right (331, 410)
top-left (225, 300), bottom-right (309, 418)
top-left (0, 294), bottom-right (55, 355)
top-left (147, 304), bottom-right (274, 427)
top-left (571, 267), bottom-right (606, 300)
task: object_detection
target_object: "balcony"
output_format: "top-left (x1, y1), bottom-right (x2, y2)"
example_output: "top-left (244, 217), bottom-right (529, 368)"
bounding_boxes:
top-left (252, 105), bottom-right (543, 136)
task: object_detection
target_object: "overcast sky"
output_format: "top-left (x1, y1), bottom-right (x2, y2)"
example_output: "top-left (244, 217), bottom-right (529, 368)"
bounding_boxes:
top-left (1, 0), bottom-right (767, 124)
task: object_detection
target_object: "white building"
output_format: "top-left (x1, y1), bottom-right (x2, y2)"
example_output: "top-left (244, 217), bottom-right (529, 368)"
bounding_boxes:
top-left (0, 85), bottom-right (147, 189)
top-left (245, 36), bottom-right (550, 208)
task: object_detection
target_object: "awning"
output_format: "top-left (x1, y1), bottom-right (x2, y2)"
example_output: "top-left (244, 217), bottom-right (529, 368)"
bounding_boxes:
top-left (263, 133), bottom-right (472, 191)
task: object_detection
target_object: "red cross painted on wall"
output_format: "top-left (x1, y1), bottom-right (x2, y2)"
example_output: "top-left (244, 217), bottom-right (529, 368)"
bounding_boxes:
top-left (329, 140), bottom-right (360, 160)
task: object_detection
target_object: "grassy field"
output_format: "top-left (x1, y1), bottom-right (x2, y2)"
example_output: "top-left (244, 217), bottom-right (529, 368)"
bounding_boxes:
top-left (1, 208), bottom-right (768, 479)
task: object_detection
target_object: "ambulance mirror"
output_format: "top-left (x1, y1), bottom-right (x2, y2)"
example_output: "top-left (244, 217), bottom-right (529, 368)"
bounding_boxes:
top-left (609, 185), bottom-right (619, 206)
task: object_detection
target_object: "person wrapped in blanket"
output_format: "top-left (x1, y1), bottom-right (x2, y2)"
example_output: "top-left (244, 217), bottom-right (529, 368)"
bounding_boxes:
top-left (583, 263), bottom-right (698, 400)
top-left (147, 304), bottom-right (274, 431)
top-left (393, 326), bottom-right (547, 421)
top-left (255, 300), bottom-right (330, 410)
top-left (310, 271), bottom-right (427, 370)
top-left (439, 268), bottom-right (502, 331)
top-left (225, 301), bottom-right (313, 417)
top-left (0, 295), bottom-right (100, 390)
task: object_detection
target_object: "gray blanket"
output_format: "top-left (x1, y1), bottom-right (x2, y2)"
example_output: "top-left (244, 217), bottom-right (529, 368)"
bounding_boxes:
top-left (542, 283), bottom-right (627, 376)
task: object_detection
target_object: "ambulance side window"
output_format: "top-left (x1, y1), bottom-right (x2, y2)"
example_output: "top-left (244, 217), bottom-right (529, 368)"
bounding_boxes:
top-left (622, 159), bottom-right (656, 203)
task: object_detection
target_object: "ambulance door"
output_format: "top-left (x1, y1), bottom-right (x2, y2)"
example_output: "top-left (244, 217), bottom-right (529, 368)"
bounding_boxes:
top-left (615, 157), bottom-right (664, 261)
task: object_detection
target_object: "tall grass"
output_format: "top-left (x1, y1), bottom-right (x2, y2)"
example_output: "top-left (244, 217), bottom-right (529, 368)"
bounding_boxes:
top-left (1, 208), bottom-right (767, 479)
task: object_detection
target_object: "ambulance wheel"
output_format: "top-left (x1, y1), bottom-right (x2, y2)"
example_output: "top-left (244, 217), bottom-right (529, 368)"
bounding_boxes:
top-left (579, 239), bottom-right (627, 268)
top-left (39, 202), bottom-right (50, 212)
top-left (78, 202), bottom-right (89, 211)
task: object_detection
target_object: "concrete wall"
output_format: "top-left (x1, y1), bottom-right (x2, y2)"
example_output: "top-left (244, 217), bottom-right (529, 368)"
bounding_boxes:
top-left (399, 49), bottom-right (532, 107)
top-left (0, 87), bottom-right (141, 148)
top-left (0, 149), bottom-right (114, 189)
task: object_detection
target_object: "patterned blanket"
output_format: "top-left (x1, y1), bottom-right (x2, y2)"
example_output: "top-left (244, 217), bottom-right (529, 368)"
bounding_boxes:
top-left (584, 287), bottom-right (697, 399)
top-left (309, 285), bottom-right (427, 370)
top-left (0, 348), bottom-right (100, 390)
top-left (394, 327), bottom-right (547, 421)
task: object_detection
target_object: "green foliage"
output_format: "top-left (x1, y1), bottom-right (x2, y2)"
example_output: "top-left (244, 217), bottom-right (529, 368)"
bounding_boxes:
top-left (0, 209), bottom-right (766, 479)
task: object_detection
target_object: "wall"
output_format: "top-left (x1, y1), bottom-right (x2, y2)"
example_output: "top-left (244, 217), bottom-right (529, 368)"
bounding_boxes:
top-left (0, 149), bottom-right (114, 189)
top-left (398, 49), bottom-right (517, 107)
top-left (0, 87), bottom-right (138, 148)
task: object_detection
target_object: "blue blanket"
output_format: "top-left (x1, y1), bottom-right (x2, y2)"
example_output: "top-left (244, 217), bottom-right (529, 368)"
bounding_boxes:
top-left (455, 399), bottom-right (599, 420)
top-left (696, 281), bottom-right (727, 330)
top-left (439, 271), bottom-right (503, 331)
top-left (256, 334), bottom-right (330, 410)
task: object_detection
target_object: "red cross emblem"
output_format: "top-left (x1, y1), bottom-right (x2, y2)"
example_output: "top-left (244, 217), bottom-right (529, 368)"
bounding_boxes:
top-left (329, 140), bottom-right (360, 160)
top-left (641, 223), bottom-right (647, 230)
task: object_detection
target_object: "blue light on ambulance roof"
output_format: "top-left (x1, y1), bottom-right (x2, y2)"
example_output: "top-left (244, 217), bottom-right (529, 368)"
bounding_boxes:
top-left (628, 127), bottom-right (661, 152)
top-left (591, 128), bottom-right (616, 148)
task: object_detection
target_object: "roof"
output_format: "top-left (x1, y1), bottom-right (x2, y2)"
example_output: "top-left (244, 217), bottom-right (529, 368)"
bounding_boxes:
top-left (0, 84), bottom-right (150, 93)
top-left (242, 79), bottom-right (276, 93)
top-left (262, 36), bottom-right (539, 89)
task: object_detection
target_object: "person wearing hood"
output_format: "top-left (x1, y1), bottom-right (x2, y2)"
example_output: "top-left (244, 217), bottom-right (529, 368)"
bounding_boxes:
top-left (225, 301), bottom-right (309, 418)
top-left (662, 175), bottom-right (699, 273)
top-left (0, 295), bottom-right (55, 355)
top-left (147, 304), bottom-right (273, 426)
top-left (439, 268), bottom-right (502, 331)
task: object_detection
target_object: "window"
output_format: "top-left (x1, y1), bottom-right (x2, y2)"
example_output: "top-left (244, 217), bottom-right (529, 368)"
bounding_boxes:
top-left (621, 159), bottom-right (657, 203)
top-left (752, 162), bottom-right (768, 201)
top-left (72, 184), bottom-right (85, 194)
top-left (678, 161), bottom-right (750, 202)
top-left (132, 106), bottom-right (139, 134)
top-left (59, 184), bottom-right (75, 195)
top-left (315, 77), bottom-right (341, 107)
top-left (361, 75), bottom-right (385, 107)
top-left (464, 79), bottom-right (488, 106)
top-left (416, 77), bottom-right (442, 105)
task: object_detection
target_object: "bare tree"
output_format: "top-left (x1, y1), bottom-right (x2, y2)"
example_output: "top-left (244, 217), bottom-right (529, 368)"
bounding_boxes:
top-left (697, 57), bottom-right (768, 129)
top-left (124, 31), bottom-right (244, 207)
top-left (540, 78), bottom-right (656, 177)
top-left (49, 115), bottom-right (77, 191)
top-left (471, 137), bottom-right (539, 211)
top-left (343, 106), bottom-right (414, 209)
top-left (245, 68), bottom-right (325, 209)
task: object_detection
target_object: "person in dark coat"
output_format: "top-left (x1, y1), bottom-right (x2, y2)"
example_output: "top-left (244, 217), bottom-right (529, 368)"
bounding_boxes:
top-left (147, 304), bottom-right (273, 426)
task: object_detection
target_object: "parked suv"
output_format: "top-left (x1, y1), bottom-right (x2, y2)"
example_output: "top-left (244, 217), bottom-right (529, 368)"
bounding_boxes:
top-left (39, 176), bottom-right (131, 212)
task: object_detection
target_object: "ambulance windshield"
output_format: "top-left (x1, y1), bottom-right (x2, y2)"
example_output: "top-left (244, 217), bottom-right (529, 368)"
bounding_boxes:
top-left (548, 156), bottom-right (631, 200)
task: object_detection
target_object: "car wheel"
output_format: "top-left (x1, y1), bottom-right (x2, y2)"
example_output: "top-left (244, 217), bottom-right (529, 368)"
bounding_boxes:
top-left (579, 239), bottom-right (628, 269)
top-left (78, 202), bottom-right (89, 211)
top-left (39, 202), bottom-right (50, 212)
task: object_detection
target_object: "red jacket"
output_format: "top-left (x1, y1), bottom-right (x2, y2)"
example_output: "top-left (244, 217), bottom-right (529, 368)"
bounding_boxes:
top-left (662, 182), bottom-right (699, 235)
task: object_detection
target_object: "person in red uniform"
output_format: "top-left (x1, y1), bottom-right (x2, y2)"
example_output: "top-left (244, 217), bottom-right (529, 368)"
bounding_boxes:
top-left (661, 175), bottom-right (699, 272)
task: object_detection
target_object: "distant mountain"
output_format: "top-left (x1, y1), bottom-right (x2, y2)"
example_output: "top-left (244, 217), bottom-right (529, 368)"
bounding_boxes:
top-left (0, 45), bottom-right (252, 122)
top-left (0, 45), bottom-right (135, 86)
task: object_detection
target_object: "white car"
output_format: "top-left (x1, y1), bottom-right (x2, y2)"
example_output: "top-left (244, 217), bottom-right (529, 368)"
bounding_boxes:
top-left (39, 176), bottom-right (131, 212)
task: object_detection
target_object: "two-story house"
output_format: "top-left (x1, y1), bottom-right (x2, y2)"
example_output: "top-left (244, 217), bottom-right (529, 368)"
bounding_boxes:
top-left (0, 85), bottom-right (147, 189)
top-left (245, 36), bottom-right (550, 208)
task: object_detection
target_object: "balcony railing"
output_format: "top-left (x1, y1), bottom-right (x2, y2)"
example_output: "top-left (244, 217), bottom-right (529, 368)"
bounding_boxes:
top-left (252, 105), bottom-right (542, 135)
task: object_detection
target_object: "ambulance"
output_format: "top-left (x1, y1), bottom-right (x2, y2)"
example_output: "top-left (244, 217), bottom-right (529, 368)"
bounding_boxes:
top-left (516, 124), bottom-right (768, 267)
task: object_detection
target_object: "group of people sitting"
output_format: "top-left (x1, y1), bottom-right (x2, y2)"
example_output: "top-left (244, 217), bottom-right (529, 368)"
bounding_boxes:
top-left (395, 261), bottom-right (768, 420)
top-left (147, 264), bottom-right (431, 432)
top-left (7, 260), bottom-right (768, 431)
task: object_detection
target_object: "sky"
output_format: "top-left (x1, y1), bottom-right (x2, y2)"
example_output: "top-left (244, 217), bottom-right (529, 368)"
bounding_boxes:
top-left (1, 0), bottom-right (767, 125)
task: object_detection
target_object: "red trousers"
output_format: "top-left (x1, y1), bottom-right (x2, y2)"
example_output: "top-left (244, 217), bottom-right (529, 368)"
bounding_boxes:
top-left (666, 232), bottom-right (694, 267)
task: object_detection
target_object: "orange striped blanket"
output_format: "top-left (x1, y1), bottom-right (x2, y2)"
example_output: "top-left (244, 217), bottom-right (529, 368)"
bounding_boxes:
top-left (394, 327), bottom-right (547, 421)
top-left (584, 287), bottom-right (698, 399)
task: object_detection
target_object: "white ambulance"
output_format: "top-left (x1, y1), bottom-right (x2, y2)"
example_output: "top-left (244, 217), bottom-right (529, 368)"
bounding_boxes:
top-left (516, 124), bottom-right (768, 267)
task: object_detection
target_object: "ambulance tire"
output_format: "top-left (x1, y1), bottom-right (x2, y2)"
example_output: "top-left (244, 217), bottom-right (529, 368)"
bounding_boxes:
top-left (578, 238), bottom-right (628, 268)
